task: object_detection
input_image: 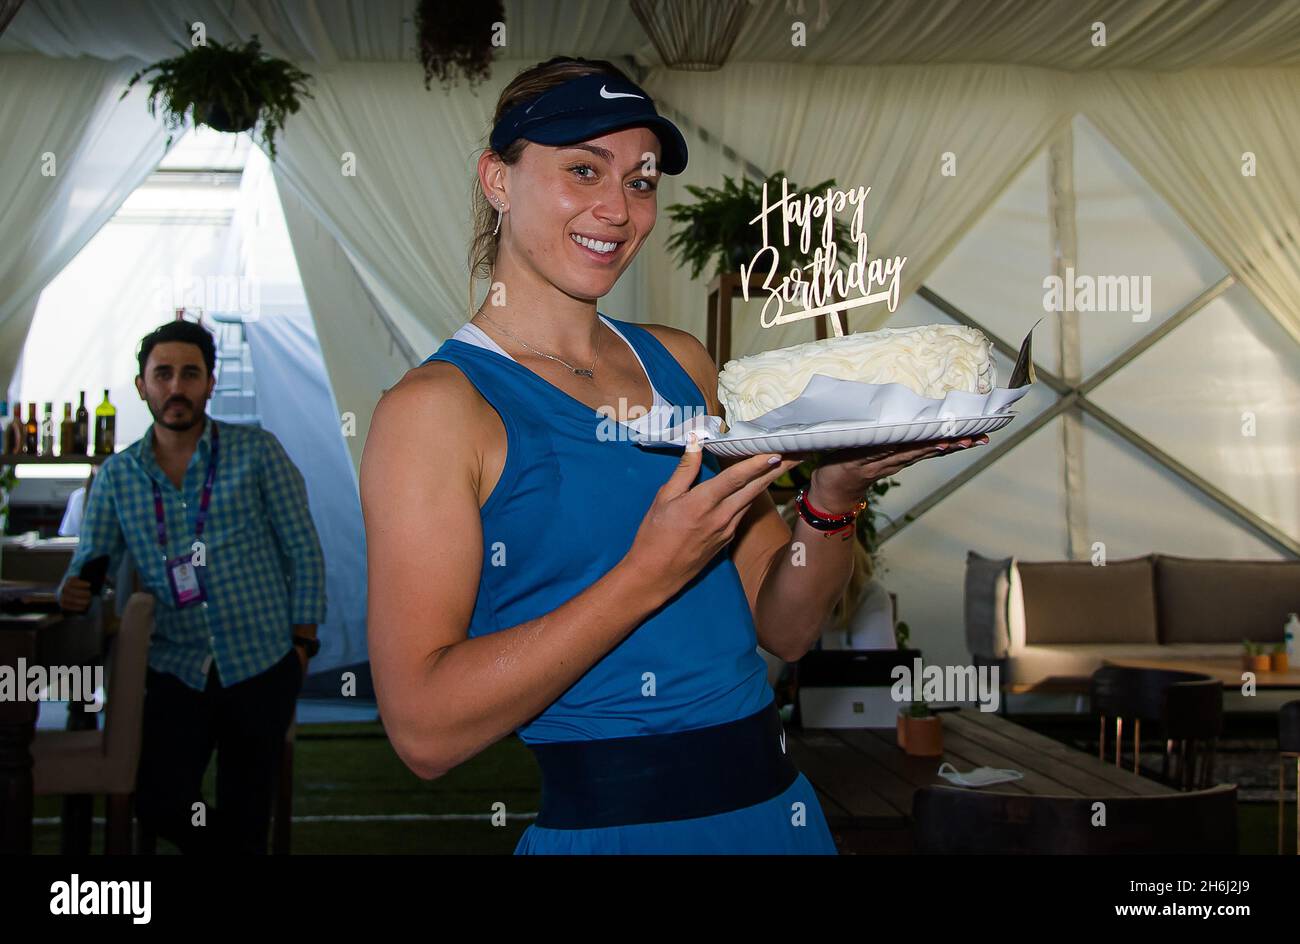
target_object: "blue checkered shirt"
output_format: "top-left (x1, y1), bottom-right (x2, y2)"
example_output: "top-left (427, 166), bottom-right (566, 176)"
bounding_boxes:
top-left (61, 417), bottom-right (327, 690)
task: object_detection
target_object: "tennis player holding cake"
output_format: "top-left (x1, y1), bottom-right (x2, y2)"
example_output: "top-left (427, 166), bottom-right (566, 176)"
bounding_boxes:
top-left (360, 56), bottom-right (987, 855)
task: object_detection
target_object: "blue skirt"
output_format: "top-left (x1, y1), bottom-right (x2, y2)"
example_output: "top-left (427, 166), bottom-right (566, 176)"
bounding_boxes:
top-left (514, 771), bottom-right (838, 854)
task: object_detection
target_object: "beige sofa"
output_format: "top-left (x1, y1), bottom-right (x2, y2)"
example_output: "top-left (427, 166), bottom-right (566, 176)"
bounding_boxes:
top-left (965, 552), bottom-right (1300, 692)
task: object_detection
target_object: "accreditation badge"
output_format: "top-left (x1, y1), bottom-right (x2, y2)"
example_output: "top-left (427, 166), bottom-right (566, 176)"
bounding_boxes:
top-left (164, 552), bottom-right (207, 608)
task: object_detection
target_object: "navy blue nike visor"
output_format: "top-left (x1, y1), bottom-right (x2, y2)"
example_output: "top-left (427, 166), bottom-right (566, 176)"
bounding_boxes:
top-left (490, 72), bottom-right (689, 175)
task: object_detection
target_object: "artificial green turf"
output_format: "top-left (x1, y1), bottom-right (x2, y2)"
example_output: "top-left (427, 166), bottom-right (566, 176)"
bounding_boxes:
top-left (30, 721), bottom-right (1297, 854)
top-left (33, 722), bottom-right (541, 854)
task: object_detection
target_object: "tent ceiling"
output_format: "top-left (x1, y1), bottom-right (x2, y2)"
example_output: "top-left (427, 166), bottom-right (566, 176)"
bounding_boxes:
top-left (5, 0), bottom-right (1300, 70)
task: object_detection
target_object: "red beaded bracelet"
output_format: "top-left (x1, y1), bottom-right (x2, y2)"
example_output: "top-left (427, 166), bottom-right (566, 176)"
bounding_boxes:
top-left (794, 487), bottom-right (868, 538)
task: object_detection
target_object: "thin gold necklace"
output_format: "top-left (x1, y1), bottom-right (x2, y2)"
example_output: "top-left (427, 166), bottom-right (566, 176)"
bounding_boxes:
top-left (475, 310), bottom-right (602, 378)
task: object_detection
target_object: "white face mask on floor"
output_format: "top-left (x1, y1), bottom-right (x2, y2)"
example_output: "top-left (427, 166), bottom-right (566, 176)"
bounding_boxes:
top-left (936, 762), bottom-right (1025, 788)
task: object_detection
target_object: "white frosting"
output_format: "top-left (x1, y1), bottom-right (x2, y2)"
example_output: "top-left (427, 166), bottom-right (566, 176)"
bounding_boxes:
top-left (717, 324), bottom-right (996, 423)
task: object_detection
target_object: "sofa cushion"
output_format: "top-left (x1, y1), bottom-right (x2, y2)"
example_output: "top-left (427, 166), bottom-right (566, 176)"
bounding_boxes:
top-left (1008, 643), bottom-right (1250, 689)
top-left (1155, 554), bottom-right (1300, 645)
top-left (965, 551), bottom-right (1012, 659)
top-left (1009, 643), bottom-right (1180, 688)
top-left (1016, 556), bottom-right (1158, 645)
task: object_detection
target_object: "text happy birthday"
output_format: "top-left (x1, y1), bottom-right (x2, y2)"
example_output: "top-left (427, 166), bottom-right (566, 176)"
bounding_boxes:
top-left (741, 178), bottom-right (907, 335)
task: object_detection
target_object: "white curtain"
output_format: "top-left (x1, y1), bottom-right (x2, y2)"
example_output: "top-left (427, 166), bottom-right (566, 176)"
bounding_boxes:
top-left (266, 59), bottom-right (493, 347)
top-left (273, 167), bottom-right (415, 472)
top-left (217, 143), bottom-right (371, 675)
top-left (1, 0), bottom-right (653, 63)
top-left (0, 53), bottom-right (169, 390)
top-left (642, 62), bottom-right (1071, 346)
top-left (1083, 68), bottom-right (1300, 347)
top-left (0, 0), bottom-right (415, 63)
top-left (10, 1), bottom-right (1300, 71)
top-left (717, 0), bottom-right (1300, 69)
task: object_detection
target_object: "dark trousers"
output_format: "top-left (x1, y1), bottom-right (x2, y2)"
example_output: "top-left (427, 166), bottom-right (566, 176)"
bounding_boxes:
top-left (135, 648), bottom-right (301, 854)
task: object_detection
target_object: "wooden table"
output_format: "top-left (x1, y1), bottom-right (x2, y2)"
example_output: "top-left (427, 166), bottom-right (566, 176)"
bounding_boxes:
top-left (787, 707), bottom-right (1177, 853)
top-left (1103, 655), bottom-right (1300, 689)
top-left (0, 610), bottom-right (62, 854)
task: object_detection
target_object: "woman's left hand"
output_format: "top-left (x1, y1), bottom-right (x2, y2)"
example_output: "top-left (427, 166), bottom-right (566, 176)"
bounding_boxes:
top-left (796, 433), bottom-right (990, 514)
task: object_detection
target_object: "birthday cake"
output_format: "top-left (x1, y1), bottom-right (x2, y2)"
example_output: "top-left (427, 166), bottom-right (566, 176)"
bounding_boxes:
top-left (716, 324), bottom-right (996, 424)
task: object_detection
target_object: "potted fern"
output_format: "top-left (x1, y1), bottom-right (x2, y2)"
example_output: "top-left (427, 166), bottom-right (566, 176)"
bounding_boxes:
top-left (665, 170), bottom-right (853, 281)
top-left (123, 33), bottom-right (313, 160)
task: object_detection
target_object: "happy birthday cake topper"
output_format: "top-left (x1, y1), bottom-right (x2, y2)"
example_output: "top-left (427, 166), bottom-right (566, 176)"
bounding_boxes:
top-left (740, 177), bottom-right (907, 337)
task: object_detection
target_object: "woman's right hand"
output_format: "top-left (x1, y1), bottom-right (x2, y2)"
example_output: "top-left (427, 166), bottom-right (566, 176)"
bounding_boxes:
top-left (623, 433), bottom-right (800, 599)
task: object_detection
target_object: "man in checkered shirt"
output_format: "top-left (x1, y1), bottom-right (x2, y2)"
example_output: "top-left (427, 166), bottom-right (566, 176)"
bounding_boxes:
top-left (60, 319), bottom-right (326, 853)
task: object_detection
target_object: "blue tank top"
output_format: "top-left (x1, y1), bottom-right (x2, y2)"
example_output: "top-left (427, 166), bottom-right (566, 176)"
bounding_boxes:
top-left (422, 313), bottom-right (774, 744)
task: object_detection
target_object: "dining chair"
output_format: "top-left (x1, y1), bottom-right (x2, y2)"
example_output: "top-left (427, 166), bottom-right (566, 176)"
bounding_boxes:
top-left (1089, 666), bottom-right (1222, 789)
top-left (31, 593), bottom-right (154, 854)
top-left (1278, 700), bottom-right (1299, 855)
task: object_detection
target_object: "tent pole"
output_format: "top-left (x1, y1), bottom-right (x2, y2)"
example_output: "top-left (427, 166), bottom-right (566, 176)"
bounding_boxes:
top-left (1078, 274), bottom-right (1234, 395)
top-left (1075, 398), bottom-right (1300, 558)
top-left (1048, 124), bottom-right (1089, 562)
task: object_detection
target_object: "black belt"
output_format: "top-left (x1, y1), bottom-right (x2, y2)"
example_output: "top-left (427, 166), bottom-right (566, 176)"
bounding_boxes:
top-left (527, 700), bottom-right (798, 829)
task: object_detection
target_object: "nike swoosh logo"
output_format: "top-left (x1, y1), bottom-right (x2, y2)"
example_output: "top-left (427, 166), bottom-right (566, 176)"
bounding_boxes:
top-left (525, 102), bottom-right (535, 113)
top-left (779, 728), bottom-right (786, 754)
top-left (600, 84), bottom-right (644, 100)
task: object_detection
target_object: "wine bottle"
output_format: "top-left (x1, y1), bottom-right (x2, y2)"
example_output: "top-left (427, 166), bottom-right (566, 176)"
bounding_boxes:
top-left (0, 401), bottom-right (14, 455)
top-left (41, 402), bottom-right (55, 456)
top-left (74, 391), bottom-right (89, 455)
top-left (60, 403), bottom-right (75, 456)
top-left (24, 402), bottom-right (38, 455)
top-left (7, 402), bottom-right (23, 455)
top-left (94, 389), bottom-right (116, 456)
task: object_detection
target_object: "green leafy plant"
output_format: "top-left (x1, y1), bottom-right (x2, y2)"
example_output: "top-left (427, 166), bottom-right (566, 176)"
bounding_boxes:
top-left (894, 619), bottom-right (911, 650)
top-left (415, 0), bottom-right (503, 90)
top-left (902, 700), bottom-right (933, 719)
top-left (0, 463), bottom-right (16, 521)
top-left (665, 170), bottom-right (853, 281)
top-left (123, 33), bottom-right (313, 160)
top-left (1243, 639), bottom-right (1263, 656)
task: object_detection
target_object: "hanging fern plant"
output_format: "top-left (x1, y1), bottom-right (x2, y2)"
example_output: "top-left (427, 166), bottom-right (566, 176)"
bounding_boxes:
top-left (414, 0), bottom-right (503, 90)
top-left (123, 33), bottom-right (313, 160)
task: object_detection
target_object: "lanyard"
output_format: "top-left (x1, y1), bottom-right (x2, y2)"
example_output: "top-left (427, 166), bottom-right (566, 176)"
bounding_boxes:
top-left (151, 421), bottom-right (220, 556)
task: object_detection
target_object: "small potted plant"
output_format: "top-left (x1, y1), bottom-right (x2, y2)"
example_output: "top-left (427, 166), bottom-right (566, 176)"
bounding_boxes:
top-left (123, 33), bottom-right (313, 160)
top-left (897, 690), bottom-right (943, 757)
top-left (1269, 642), bottom-right (1289, 674)
top-left (1242, 640), bottom-right (1272, 673)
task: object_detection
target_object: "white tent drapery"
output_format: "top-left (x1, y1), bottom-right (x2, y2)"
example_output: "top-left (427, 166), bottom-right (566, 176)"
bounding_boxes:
top-left (0, 54), bottom-right (170, 391)
top-left (9, 0), bottom-right (1300, 70)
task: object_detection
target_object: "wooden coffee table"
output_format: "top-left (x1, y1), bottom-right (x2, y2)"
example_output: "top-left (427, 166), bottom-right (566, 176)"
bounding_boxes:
top-left (787, 707), bottom-right (1177, 854)
top-left (1102, 655), bottom-right (1300, 689)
